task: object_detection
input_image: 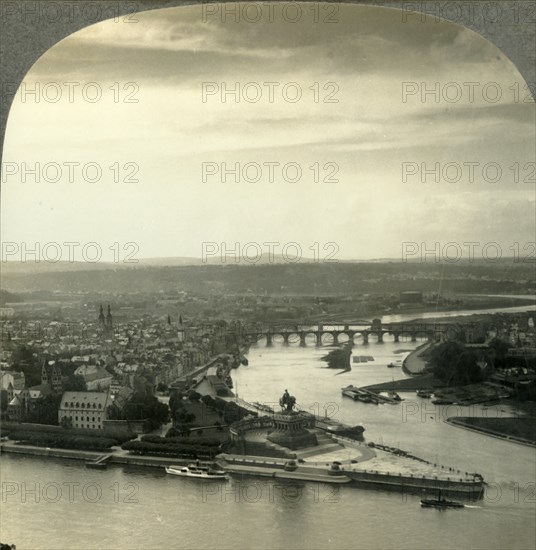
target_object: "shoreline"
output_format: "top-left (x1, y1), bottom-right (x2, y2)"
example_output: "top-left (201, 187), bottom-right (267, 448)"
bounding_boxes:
top-left (445, 418), bottom-right (536, 448)
top-left (1, 440), bottom-right (484, 497)
top-left (402, 341), bottom-right (433, 376)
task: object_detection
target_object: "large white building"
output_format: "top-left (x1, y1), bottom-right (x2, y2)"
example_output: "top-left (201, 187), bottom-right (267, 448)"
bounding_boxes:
top-left (58, 391), bottom-right (111, 430)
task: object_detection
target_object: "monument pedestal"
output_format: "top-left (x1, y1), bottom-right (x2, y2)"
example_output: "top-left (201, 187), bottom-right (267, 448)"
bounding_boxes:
top-left (267, 412), bottom-right (318, 450)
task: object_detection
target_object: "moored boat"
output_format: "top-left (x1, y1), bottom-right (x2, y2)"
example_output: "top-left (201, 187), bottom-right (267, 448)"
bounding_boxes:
top-left (416, 389), bottom-right (433, 398)
top-left (166, 463), bottom-right (228, 479)
top-left (342, 388), bottom-right (360, 400)
top-left (387, 390), bottom-right (402, 401)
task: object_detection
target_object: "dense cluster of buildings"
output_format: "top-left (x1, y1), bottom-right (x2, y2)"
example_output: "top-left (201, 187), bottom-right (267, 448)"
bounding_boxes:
top-left (0, 304), bottom-right (236, 429)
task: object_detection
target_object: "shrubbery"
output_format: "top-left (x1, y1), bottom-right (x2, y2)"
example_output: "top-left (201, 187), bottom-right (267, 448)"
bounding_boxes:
top-left (1, 422), bottom-right (135, 444)
top-left (141, 434), bottom-right (221, 447)
top-left (121, 440), bottom-right (218, 458)
top-left (8, 430), bottom-right (117, 451)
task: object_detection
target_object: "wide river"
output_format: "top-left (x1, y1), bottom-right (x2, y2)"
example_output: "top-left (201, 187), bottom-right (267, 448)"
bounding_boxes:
top-left (1, 308), bottom-right (535, 549)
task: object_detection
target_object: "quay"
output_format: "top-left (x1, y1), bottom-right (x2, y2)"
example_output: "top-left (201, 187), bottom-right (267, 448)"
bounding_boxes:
top-left (402, 341), bottom-right (434, 375)
top-left (342, 385), bottom-right (401, 404)
top-left (0, 435), bottom-right (485, 497)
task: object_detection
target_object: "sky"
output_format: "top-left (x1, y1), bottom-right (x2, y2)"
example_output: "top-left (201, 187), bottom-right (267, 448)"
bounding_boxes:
top-left (1, 3), bottom-right (535, 263)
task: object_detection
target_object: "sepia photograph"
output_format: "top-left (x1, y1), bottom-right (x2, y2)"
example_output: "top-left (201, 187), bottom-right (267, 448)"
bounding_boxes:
top-left (0, 1), bottom-right (535, 549)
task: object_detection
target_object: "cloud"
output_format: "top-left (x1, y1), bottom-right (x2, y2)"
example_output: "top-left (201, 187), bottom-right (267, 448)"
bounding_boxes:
top-left (3, 3), bottom-right (534, 260)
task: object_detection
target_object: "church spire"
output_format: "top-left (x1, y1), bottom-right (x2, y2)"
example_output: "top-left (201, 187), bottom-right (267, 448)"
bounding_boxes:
top-left (106, 305), bottom-right (113, 329)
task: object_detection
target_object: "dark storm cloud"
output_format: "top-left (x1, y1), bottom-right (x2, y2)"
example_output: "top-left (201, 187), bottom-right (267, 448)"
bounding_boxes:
top-left (28, 3), bottom-right (507, 85)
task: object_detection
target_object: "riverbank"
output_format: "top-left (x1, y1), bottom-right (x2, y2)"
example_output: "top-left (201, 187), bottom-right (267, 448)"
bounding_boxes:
top-left (402, 341), bottom-right (434, 375)
top-left (0, 441), bottom-right (194, 468)
top-left (362, 374), bottom-right (441, 392)
top-left (380, 294), bottom-right (536, 321)
top-left (446, 417), bottom-right (536, 447)
top-left (0, 430), bottom-right (485, 497)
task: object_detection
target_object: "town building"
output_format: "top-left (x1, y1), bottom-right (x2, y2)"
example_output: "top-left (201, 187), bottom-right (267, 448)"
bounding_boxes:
top-left (58, 391), bottom-right (111, 430)
top-left (41, 359), bottom-right (64, 393)
top-left (0, 370), bottom-right (26, 391)
top-left (74, 364), bottom-right (113, 391)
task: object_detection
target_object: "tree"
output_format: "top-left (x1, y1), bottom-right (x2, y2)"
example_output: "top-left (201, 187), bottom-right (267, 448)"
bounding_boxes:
top-left (60, 416), bottom-right (73, 429)
top-left (27, 394), bottom-right (62, 425)
top-left (0, 389), bottom-right (8, 412)
top-left (454, 351), bottom-right (483, 385)
top-left (486, 338), bottom-right (510, 369)
top-left (122, 392), bottom-right (169, 430)
top-left (12, 345), bottom-right (40, 386)
top-left (188, 390), bottom-right (202, 401)
top-left (63, 374), bottom-right (87, 392)
top-left (223, 401), bottom-right (249, 425)
top-left (429, 341), bottom-right (465, 384)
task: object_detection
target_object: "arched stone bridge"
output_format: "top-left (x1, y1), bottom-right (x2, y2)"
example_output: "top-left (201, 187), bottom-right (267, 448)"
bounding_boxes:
top-left (239, 321), bottom-right (455, 347)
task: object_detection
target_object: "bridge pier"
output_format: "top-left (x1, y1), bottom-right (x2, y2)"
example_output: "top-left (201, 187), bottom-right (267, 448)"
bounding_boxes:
top-left (266, 333), bottom-right (273, 346)
top-left (376, 332), bottom-right (384, 344)
top-left (315, 332), bottom-right (322, 346)
top-left (299, 332), bottom-right (307, 347)
top-left (393, 333), bottom-right (400, 343)
top-left (362, 332), bottom-right (369, 344)
top-left (283, 333), bottom-right (290, 345)
top-left (332, 333), bottom-right (339, 345)
top-left (347, 333), bottom-right (355, 347)
top-left (411, 332), bottom-right (417, 342)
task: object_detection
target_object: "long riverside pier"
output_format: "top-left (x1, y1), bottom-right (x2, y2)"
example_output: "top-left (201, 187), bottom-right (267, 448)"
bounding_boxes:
top-left (0, 436), bottom-right (484, 497)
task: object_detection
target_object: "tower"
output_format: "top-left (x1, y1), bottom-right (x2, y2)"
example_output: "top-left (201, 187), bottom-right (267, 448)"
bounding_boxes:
top-left (98, 305), bottom-right (105, 326)
top-left (106, 305), bottom-right (113, 329)
top-left (51, 364), bottom-right (63, 393)
top-left (41, 358), bottom-right (49, 385)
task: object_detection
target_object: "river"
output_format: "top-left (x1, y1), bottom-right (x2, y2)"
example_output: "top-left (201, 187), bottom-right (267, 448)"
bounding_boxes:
top-left (1, 308), bottom-right (535, 549)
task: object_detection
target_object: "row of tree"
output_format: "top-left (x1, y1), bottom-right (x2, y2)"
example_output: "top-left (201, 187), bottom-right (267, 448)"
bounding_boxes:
top-left (429, 338), bottom-right (536, 393)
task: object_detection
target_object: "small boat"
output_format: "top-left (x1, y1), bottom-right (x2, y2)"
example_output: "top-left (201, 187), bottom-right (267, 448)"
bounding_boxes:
top-left (342, 389), bottom-right (360, 400)
top-left (421, 490), bottom-right (464, 509)
top-left (165, 463), bottom-right (228, 479)
top-left (388, 390), bottom-right (402, 402)
top-left (416, 389), bottom-right (433, 398)
top-left (387, 362), bottom-right (400, 368)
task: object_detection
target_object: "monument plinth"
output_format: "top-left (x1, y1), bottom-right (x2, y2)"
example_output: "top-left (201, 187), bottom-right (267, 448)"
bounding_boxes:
top-left (267, 390), bottom-right (318, 450)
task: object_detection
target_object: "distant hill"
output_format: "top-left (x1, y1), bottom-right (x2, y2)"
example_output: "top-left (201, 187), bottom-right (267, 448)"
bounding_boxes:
top-left (0, 254), bottom-right (320, 276)
top-left (1, 260), bottom-right (534, 296)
